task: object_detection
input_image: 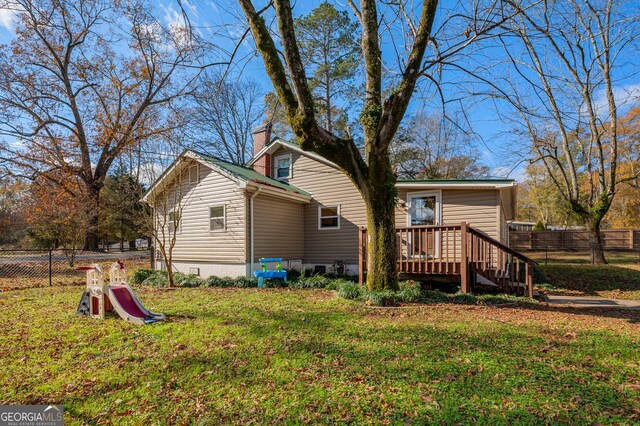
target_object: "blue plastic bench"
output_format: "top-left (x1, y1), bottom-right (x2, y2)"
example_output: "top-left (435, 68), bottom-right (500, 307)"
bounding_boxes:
top-left (253, 257), bottom-right (287, 288)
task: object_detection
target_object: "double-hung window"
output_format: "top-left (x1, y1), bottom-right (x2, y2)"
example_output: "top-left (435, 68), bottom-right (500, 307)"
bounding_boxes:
top-left (318, 205), bottom-right (340, 230)
top-left (209, 205), bottom-right (225, 231)
top-left (274, 154), bottom-right (292, 180)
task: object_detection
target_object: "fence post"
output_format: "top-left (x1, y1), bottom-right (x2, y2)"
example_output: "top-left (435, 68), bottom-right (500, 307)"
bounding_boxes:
top-left (48, 249), bottom-right (52, 287)
top-left (460, 222), bottom-right (469, 293)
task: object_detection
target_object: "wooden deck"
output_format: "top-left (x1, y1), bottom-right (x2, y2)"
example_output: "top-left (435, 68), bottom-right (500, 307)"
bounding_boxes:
top-left (358, 222), bottom-right (534, 297)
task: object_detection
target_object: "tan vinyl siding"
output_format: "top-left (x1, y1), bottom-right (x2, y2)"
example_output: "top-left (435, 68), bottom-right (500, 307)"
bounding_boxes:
top-left (442, 189), bottom-right (499, 239)
top-left (271, 147), bottom-right (504, 262)
top-left (253, 193), bottom-right (304, 261)
top-left (272, 147), bottom-right (366, 263)
top-left (395, 188), bottom-right (499, 239)
top-left (158, 160), bottom-right (246, 263)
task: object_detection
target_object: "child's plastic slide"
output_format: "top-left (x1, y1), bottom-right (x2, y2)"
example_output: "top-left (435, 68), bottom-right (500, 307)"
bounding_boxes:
top-left (107, 285), bottom-right (165, 325)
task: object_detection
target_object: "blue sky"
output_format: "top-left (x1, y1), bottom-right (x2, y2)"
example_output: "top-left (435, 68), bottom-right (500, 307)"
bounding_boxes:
top-left (2, 0), bottom-right (639, 182)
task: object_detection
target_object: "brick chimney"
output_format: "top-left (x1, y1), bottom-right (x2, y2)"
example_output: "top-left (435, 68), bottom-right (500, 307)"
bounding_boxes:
top-left (252, 123), bottom-right (272, 177)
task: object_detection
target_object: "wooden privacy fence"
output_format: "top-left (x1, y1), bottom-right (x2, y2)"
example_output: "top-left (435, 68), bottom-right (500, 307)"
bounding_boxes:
top-left (509, 229), bottom-right (640, 251)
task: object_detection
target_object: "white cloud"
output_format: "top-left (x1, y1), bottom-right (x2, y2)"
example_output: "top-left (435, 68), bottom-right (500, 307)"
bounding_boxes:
top-left (591, 83), bottom-right (640, 117)
top-left (0, 7), bottom-right (16, 30)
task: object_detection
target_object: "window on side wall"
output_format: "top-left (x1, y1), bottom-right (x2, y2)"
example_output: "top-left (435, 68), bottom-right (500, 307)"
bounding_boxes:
top-left (168, 210), bottom-right (180, 234)
top-left (189, 163), bottom-right (199, 184)
top-left (318, 205), bottom-right (340, 230)
top-left (274, 154), bottom-right (292, 180)
top-left (209, 205), bottom-right (225, 231)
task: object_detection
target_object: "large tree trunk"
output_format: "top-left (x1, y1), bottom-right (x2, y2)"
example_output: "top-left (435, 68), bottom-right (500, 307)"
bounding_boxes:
top-left (586, 218), bottom-right (607, 265)
top-left (364, 157), bottom-right (398, 291)
top-left (83, 184), bottom-right (101, 251)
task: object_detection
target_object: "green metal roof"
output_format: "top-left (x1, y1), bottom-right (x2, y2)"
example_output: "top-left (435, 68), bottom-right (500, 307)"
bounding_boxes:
top-left (397, 178), bottom-right (515, 184)
top-left (192, 151), bottom-right (311, 197)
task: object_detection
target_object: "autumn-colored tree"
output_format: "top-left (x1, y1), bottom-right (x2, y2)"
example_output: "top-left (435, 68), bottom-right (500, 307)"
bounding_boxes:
top-left (22, 173), bottom-right (89, 266)
top-left (517, 163), bottom-right (581, 228)
top-left (0, 177), bottom-right (26, 246)
top-left (0, 0), bottom-right (204, 250)
top-left (604, 105), bottom-right (640, 228)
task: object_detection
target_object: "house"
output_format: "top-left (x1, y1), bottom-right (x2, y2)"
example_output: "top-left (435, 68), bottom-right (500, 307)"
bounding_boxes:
top-left (143, 125), bottom-right (533, 295)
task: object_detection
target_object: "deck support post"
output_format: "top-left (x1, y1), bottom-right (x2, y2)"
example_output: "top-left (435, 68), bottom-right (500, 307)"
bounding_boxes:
top-left (460, 222), bottom-right (469, 293)
top-left (525, 262), bottom-right (533, 298)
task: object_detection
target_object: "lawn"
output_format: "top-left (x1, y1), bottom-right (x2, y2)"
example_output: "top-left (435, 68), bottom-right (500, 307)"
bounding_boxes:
top-left (531, 251), bottom-right (640, 300)
top-left (1, 285), bottom-right (639, 424)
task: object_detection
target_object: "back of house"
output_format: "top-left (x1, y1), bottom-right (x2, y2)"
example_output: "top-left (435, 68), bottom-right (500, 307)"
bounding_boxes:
top-left (145, 125), bottom-right (517, 279)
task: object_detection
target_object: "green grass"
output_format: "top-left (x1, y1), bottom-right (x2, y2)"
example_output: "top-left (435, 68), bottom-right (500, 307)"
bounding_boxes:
top-left (1, 286), bottom-right (639, 424)
top-left (530, 251), bottom-right (640, 300)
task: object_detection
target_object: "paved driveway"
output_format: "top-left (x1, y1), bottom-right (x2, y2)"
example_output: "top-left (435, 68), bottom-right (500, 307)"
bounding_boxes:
top-left (546, 294), bottom-right (640, 310)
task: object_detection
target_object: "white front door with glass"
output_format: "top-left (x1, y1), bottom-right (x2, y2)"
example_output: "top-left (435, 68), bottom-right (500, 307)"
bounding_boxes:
top-left (406, 191), bottom-right (441, 259)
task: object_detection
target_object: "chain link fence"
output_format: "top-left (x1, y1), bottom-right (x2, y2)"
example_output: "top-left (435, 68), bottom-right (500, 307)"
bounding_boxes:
top-left (0, 249), bottom-right (151, 290)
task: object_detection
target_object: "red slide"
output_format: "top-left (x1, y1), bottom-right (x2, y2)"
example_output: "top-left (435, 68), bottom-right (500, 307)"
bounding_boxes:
top-left (110, 286), bottom-right (148, 319)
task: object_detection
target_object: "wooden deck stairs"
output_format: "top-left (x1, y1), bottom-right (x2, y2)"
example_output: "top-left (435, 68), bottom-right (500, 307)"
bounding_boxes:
top-left (359, 222), bottom-right (535, 297)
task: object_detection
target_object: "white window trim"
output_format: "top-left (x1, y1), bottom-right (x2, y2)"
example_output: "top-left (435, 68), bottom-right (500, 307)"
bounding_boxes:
top-left (273, 153), bottom-right (292, 180)
top-left (188, 163), bottom-right (199, 184)
top-left (209, 204), bottom-right (226, 232)
top-left (406, 190), bottom-right (442, 227)
top-left (318, 205), bottom-right (341, 230)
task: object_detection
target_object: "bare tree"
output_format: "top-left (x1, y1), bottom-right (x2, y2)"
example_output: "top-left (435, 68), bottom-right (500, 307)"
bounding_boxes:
top-left (234, 0), bottom-right (513, 290)
top-left (0, 0), bottom-right (205, 250)
top-left (138, 136), bottom-right (189, 287)
top-left (143, 170), bottom-right (186, 287)
top-left (482, 0), bottom-right (640, 263)
top-left (392, 111), bottom-right (490, 179)
top-left (190, 71), bottom-right (265, 164)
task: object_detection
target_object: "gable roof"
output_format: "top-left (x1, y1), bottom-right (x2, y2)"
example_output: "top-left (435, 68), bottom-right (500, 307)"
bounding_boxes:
top-left (141, 149), bottom-right (310, 203)
top-left (191, 151), bottom-right (310, 196)
top-left (248, 140), bottom-right (517, 188)
top-left (247, 138), bottom-right (339, 170)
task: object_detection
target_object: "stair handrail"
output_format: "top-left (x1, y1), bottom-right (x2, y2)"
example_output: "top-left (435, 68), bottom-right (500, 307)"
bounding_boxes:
top-left (466, 226), bottom-right (537, 265)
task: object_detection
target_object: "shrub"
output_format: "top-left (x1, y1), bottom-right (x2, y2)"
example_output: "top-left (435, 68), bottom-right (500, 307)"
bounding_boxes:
top-left (291, 275), bottom-right (330, 289)
top-left (205, 275), bottom-right (234, 288)
top-left (450, 292), bottom-right (478, 305)
top-left (173, 273), bottom-right (204, 288)
top-left (397, 281), bottom-right (423, 303)
top-left (234, 276), bottom-right (258, 288)
top-left (142, 271), bottom-right (168, 287)
top-left (130, 269), bottom-right (155, 285)
top-left (364, 290), bottom-right (398, 307)
top-left (337, 282), bottom-right (362, 300)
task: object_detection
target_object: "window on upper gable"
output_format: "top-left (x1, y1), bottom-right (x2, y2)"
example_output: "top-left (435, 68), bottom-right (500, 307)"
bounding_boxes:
top-left (189, 163), bottom-right (199, 184)
top-left (274, 154), bottom-right (292, 180)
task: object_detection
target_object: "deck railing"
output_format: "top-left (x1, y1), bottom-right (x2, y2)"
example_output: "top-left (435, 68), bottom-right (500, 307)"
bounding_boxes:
top-left (359, 222), bottom-right (534, 297)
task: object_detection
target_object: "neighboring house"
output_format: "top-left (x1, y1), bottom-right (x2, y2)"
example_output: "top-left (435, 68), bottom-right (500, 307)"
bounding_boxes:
top-left (143, 125), bottom-right (533, 295)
